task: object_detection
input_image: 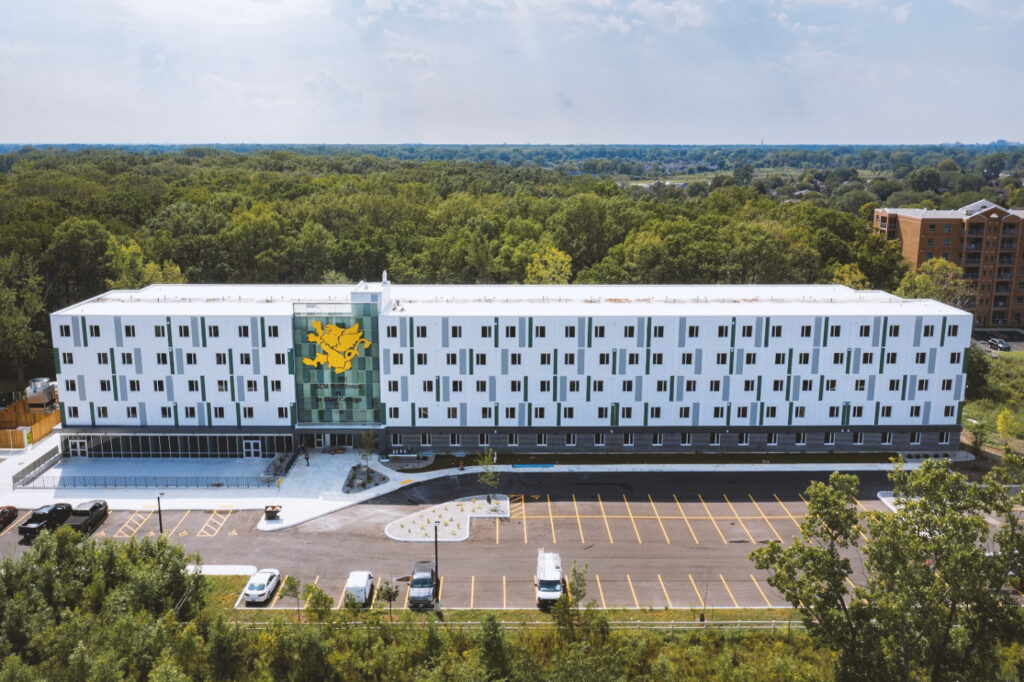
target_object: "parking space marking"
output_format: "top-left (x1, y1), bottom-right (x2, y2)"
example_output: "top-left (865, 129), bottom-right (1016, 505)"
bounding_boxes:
top-left (719, 575), bottom-right (739, 607)
top-left (269, 574), bottom-right (288, 608)
top-left (597, 494), bottom-right (614, 543)
top-left (439, 576), bottom-right (445, 602)
top-left (723, 494), bottom-right (756, 543)
top-left (850, 497), bottom-right (872, 542)
top-left (509, 495), bottom-right (527, 544)
top-left (626, 574), bottom-right (639, 608)
top-left (370, 576), bottom-right (382, 608)
top-left (673, 494), bottom-right (699, 544)
top-left (546, 495), bottom-right (557, 544)
top-left (502, 575), bottom-right (507, 609)
top-left (774, 494), bottom-right (803, 529)
top-left (115, 509), bottom-right (154, 538)
top-left (595, 574), bottom-right (606, 608)
top-left (403, 583), bottom-right (410, 608)
top-left (622, 495), bottom-right (643, 543)
top-left (688, 574), bottom-right (705, 609)
top-left (166, 510), bottom-right (191, 537)
top-left (571, 494), bottom-right (585, 543)
top-left (698, 494), bottom-right (728, 544)
top-left (495, 516), bottom-right (500, 544)
top-left (1, 510), bottom-right (32, 537)
top-left (751, 575), bottom-right (772, 607)
top-left (470, 576), bottom-right (475, 609)
top-left (846, 576), bottom-right (857, 591)
top-left (749, 495), bottom-right (784, 543)
top-left (648, 495), bottom-right (671, 544)
top-left (303, 576), bottom-right (320, 607)
top-left (657, 575), bottom-right (673, 608)
top-left (197, 506), bottom-right (233, 538)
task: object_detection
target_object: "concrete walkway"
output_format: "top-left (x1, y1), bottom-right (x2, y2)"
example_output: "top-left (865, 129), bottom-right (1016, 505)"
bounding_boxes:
top-left (384, 495), bottom-right (509, 542)
top-left (1, 429), bottom-right (968, 532)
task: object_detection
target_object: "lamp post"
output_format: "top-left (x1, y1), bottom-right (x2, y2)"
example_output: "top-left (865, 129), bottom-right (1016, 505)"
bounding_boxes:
top-left (157, 493), bottom-right (164, 534)
top-left (434, 520), bottom-right (440, 575)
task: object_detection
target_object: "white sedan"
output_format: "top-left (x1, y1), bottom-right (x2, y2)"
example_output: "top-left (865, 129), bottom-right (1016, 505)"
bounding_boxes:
top-left (243, 569), bottom-right (281, 604)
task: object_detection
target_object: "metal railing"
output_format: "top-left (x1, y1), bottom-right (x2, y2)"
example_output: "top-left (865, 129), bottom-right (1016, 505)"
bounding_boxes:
top-left (11, 447), bottom-right (62, 487)
top-left (233, 619), bottom-right (806, 632)
top-left (16, 474), bottom-right (276, 489)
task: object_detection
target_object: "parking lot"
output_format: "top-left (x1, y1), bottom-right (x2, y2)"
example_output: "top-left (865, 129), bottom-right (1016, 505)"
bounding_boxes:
top-left (1, 471), bottom-right (896, 610)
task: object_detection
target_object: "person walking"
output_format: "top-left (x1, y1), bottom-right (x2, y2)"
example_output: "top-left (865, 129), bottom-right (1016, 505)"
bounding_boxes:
top-left (303, 446), bottom-right (309, 467)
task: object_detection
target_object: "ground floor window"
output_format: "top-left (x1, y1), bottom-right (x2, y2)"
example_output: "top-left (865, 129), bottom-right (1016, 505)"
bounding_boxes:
top-left (766, 432), bottom-right (778, 446)
top-left (881, 432), bottom-right (893, 445)
top-left (680, 433), bottom-right (691, 446)
top-left (652, 433), bottom-right (663, 446)
top-left (910, 432), bottom-right (921, 445)
top-left (566, 433), bottom-right (577, 446)
top-left (594, 433), bottom-right (606, 446)
top-left (824, 432), bottom-right (836, 446)
top-left (623, 433), bottom-right (634, 446)
top-left (794, 432), bottom-right (806, 446)
top-left (450, 433), bottom-right (460, 446)
top-left (709, 433), bottom-right (720, 446)
top-left (508, 433), bottom-right (519, 446)
top-left (420, 433), bottom-right (430, 446)
top-left (938, 431), bottom-right (949, 445)
top-left (737, 433), bottom-right (749, 446)
top-left (391, 433), bottom-right (401, 446)
top-left (852, 432), bottom-right (863, 445)
top-left (537, 433), bottom-right (548, 446)
top-left (480, 433), bottom-right (490, 446)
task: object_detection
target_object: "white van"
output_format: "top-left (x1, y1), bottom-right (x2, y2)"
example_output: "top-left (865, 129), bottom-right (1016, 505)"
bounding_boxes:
top-left (344, 571), bottom-right (375, 607)
top-left (535, 549), bottom-right (563, 607)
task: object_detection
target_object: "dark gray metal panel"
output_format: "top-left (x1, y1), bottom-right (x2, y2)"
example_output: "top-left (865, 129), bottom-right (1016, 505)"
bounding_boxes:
top-left (755, 318), bottom-right (764, 347)
top-left (692, 403), bottom-right (700, 425)
top-left (175, 349), bottom-right (184, 374)
top-left (77, 374), bottom-right (85, 400)
top-left (872, 317), bottom-right (881, 347)
top-left (675, 376), bottom-right (684, 401)
top-left (236, 376), bottom-right (245, 400)
top-left (559, 376), bottom-right (567, 398)
top-left (443, 377), bottom-right (450, 402)
top-left (578, 349), bottom-right (585, 375)
top-left (133, 348), bottom-right (143, 375)
top-left (252, 350), bottom-right (261, 375)
top-left (792, 376), bottom-right (800, 400)
top-left (578, 317), bottom-right (585, 349)
top-left (908, 376), bottom-right (917, 401)
top-left (853, 352), bottom-right (861, 374)
top-left (114, 317), bottom-right (123, 346)
top-left (118, 375), bottom-right (127, 399)
top-left (735, 351), bottom-right (744, 373)
top-left (913, 317), bottom-right (923, 345)
top-left (518, 403), bottom-right (526, 427)
top-left (813, 317), bottom-right (823, 347)
top-left (198, 403), bottom-right (207, 427)
top-left (636, 317), bottom-right (644, 348)
top-left (749, 402), bottom-right (757, 426)
top-left (618, 349), bottom-right (626, 375)
top-left (72, 319), bottom-right (82, 347)
top-left (519, 318), bottom-right (527, 348)
top-left (383, 350), bottom-right (391, 374)
top-left (695, 349), bottom-right (702, 374)
top-left (399, 319), bottom-right (408, 347)
top-left (458, 348), bottom-right (466, 375)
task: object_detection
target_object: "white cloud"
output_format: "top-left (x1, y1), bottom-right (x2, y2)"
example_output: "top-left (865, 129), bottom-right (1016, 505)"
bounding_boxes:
top-left (891, 3), bottom-right (911, 22)
top-left (96, 0), bottom-right (332, 26)
top-left (949, 0), bottom-right (1024, 20)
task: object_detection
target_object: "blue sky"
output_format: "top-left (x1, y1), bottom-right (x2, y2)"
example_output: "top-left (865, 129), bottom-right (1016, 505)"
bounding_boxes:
top-left (1, 0), bottom-right (1022, 144)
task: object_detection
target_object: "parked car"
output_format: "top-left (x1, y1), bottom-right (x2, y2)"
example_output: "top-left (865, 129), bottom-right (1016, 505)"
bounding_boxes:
top-left (18, 503), bottom-right (72, 539)
top-left (988, 337), bottom-right (1011, 351)
top-left (243, 569), bottom-right (281, 604)
top-left (408, 561), bottom-right (438, 609)
top-left (64, 500), bottom-right (108, 534)
top-left (344, 570), bottom-right (375, 607)
top-left (0, 506), bottom-right (18, 531)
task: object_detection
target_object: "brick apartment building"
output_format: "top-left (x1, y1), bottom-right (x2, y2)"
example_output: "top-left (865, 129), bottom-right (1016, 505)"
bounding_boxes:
top-left (874, 200), bottom-right (1024, 326)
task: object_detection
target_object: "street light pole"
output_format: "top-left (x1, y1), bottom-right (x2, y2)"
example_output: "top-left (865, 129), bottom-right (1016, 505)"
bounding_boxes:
top-left (434, 520), bottom-right (440, 608)
top-left (157, 493), bottom-right (164, 534)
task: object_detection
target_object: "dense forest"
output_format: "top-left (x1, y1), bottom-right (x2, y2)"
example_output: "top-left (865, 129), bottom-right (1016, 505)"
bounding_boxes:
top-left (1, 144), bottom-right (1023, 384)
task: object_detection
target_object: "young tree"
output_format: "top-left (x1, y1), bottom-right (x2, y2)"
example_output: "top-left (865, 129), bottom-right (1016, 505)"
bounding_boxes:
top-left (0, 254), bottom-right (45, 387)
top-left (894, 258), bottom-right (972, 308)
top-left (303, 584), bottom-right (333, 622)
top-left (357, 430), bottom-right (378, 473)
top-left (375, 579), bottom-right (400, 622)
top-left (281, 576), bottom-right (302, 622)
top-left (996, 408), bottom-right (1021, 452)
top-left (476, 448), bottom-right (499, 504)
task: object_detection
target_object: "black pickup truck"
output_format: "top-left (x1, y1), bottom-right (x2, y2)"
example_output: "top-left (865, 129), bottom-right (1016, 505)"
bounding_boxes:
top-left (18, 503), bottom-right (72, 539)
top-left (64, 500), bottom-right (108, 534)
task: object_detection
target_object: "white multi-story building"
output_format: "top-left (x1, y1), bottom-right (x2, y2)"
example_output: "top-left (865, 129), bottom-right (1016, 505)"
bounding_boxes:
top-left (49, 280), bottom-right (971, 458)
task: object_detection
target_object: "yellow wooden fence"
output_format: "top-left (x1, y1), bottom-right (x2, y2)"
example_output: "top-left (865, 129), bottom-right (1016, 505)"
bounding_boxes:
top-left (0, 399), bottom-right (62, 449)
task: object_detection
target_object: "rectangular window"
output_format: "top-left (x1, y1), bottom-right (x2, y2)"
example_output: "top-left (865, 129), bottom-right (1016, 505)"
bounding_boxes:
top-left (534, 406), bottom-right (545, 419)
top-left (452, 380), bottom-right (463, 392)
top-left (833, 352), bottom-right (844, 364)
top-left (918, 379), bottom-right (929, 390)
top-left (391, 433), bottom-right (401, 446)
top-left (938, 432), bottom-right (949, 445)
top-left (476, 353), bottom-right (486, 365)
top-left (217, 380), bottom-right (228, 392)
top-left (417, 325), bottom-right (427, 338)
top-left (627, 352), bottom-right (639, 365)
top-left (741, 324), bottom-right (753, 337)
top-left (267, 325), bottom-right (278, 338)
top-left (681, 352), bottom-right (693, 365)
top-left (535, 325), bottom-right (545, 338)
top-left (950, 352), bottom-right (961, 363)
top-left (451, 325), bottom-right (461, 338)
top-left (766, 406), bottom-right (777, 418)
top-left (568, 380), bottom-right (580, 392)
top-left (99, 379), bottom-right (111, 392)
top-left (388, 407), bottom-right (399, 419)
top-left (859, 325), bottom-right (870, 337)
top-left (652, 433), bottom-right (664, 446)
top-left (889, 379), bottom-right (900, 391)
top-left (64, 379), bottom-right (77, 391)
top-left (923, 325), bottom-right (934, 337)
top-left (745, 352), bottom-right (756, 364)
top-left (59, 324), bottom-right (71, 337)
top-left (771, 325), bottom-right (782, 337)
top-left (829, 406), bottom-right (840, 418)
top-left (127, 406), bottom-right (138, 418)
top-left (714, 407), bottom-right (725, 419)
top-left (855, 379), bottom-right (865, 391)
top-left (238, 325), bottom-right (249, 338)
top-left (188, 380), bottom-right (199, 392)
top-left (417, 353), bottom-right (427, 365)
top-left (423, 380), bottom-right (434, 392)
top-left (447, 407), bottom-right (458, 419)
top-left (852, 406), bottom-right (863, 418)
top-left (862, 352), bottom-right (873, 364)
top-left (852, 432), bottom-right (864, 445)
top-left (239, 353), bottom-right (251, 365)
top-left (680, 433), bottom-right (692, 445)
top-left (685, 380), bottom-right (696, 391)
top-left (541, 353), bottom-right (552, 365)
top-left (915, 352), bottom-right (926, 364)
top-left (948, 325), bottom-right (958, 336)
top-left (178, 325), bottom-right (190, 337)
top-left (599, 353), bottom-right (610, 365)
top-left (418, 407), bottom-right (429, 419)
top-left (155, 325), bottom-right (166, 338)
top-left (621, 407), bottom-right (632, 419)
top-left (709, 433), bottom-right (721, 446)
top-left (186, 352), bottom-right (197, 365)
top-left (88, 324), bottom-right (100, 337)
top-left (246, 379), bottom-right (257, 392)
top-left (710, 380), bottom-right (720, 391)
top-left (476, 380), bottom-right (487, 392)
top-left (96, 406), bottom-right (108, 418)
top-left (825, 379), bottom-right (836, 391)
top-left (447, 353), bottom-right (457, 365)
top-left (716, 352), bottom-right (727, 365)
top-left (909, 432), bottom-right (920, 445)
top-left (736, 406), bottom-right (748, 418)
top-left (594, 433), bottom-right (605, 446)
top-left (564, 325), bottom-right (576, 338)
top-left (564, 406), bottom-right (574, 418)
top-left (392, 353), bottom-right (404, 365)
top-left (387, 325), bottom-right (398, 338)
top-left (275, 352), bottom-right (285, 365)
top-left (208, 325), bottom-right (219, 337)
top-left (886, 352), bottom-right (897, 364)
top-left (830, 325), bottom-right (840, 337)
top-left (421, 433), bottom-right (430, 446)
top-left (481, 325), bottom-right (492, 338)
top-left (565, 353), bottom-right (575, 365)
top-left (773, 379), bottom-right (784, 391)
top-left (97, 352), bottom-right (109, 364)
top-left (62, 352), bottom-right (74, 364)
top-left (775, 353), bottom-right (785, 365)
top-left (881, 432), bottom-right (893, 445)
top-left (277, 407), bottom-right (288, 418)
top-left (802, 379), bottom-right (813, 391)
top-left (824, 432), bottom-right (835, 445)
top-left (744, 379), bottom-right (755, 391)
top-left (688, 325), bottom-right (699, 338)
top-left (156, 352), bottom-right (168, 365)
top-left (539, 380), bottom-right (551, 392)
top-left (680, 406), bottom-right (691, 418)
top-left (594, 325), bottom-right (605, 338)
top-left (738, 433), bottom-right (749, 446)
top-left (653, 325), bottom-right (664, 338)
top-left (622, 379), bottom-right (633, 391)
top-left (565, 432), bottom-right (576, 446)
top-left (767, 433), bottom-right (779, 446)
top-left (161, 406), bottom-right (173, 418)
top-left (881, 405), bottom-right (892, 417)
top-left (941, 379), bottom-right (952, 390)
top-left (624, 325), bottom-right (635, 338)
top-left (944, 405), bottom-right (955, 417)
top-left (387, 380), bottom-right (399, 391)
top-left (510, 380), bottom-right (521, 392)
top-left (910, 405), bottom-right (921, 417)
top-left (652, 352), bottom-right (663, 365)
top-left (650, 407), bottom-right (661, 418)
top-left (794, 406), bottom-right (805, 418)
top-left (797, 352), bottom-right (808, 364)
top-left (215, 353), bottom-right (226, 365)
top-left (801, 325), bottom-right (812, 337)
top-left (598, 407), bottom-right (609, 419)
top-left (450, 433), bottom-right (460, 446)
top-left (505, 325), bottom-right (516, 338)
top-left (153, 380), bottom-right (164, 391)
top-left (481, 406), bottom-right (493, 419)
top-left (505, 406), bottom-right (516, 419)
top-left (657, 380), bottom-right (668, 392)
top-left (128, 379), bottom-right (139, 391)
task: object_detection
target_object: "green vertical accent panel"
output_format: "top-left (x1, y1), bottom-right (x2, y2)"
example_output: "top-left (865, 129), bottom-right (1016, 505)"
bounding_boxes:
top-left (493, 318), bottom-right (499, 348)
top-left (612, 404), bottom-right (619, 427)
top-left (228, 349), bottom-right (234, 374)
top-left (169, 350), bottom-right (175, 374)
top-left (962, 352), bottom-right (968, 373)
top-left (409, 349), bottom-right (415, 375)
top-left (553, 349), bottom-right (558, 375)
top-left (89, 402), bottom-right (95, 427)
top-left (881, 316), bottom-right (888, 346)
top-left (587, 318), bottom-right (593, 347)
top-left (787, 349), bottom-right (793, 374)
top-left (264, 376), bottom-right (269, 401)
top-left (109, 347), bottom-right (116, 374)
top-left (166, 318), bottom-right (172, 348)
top-left (59, 402), bottom-right (66, 427)
top-left (411, 403), bottom-right (416, 427)
top-left (435, 376), bottom-right (440, 402)
top-left (527, 402), bottom-right (532, 426)
top-left (845, 349), bottom-right (851, 374)
top-left (230, 375), bottom-right (236, 401)
top-left (201, 317), bottom-right (207, 347)
top-left (290, 403), bottom-right (296, 426)
top-left (524, 376), bottom-right (528, 401)
top-left (645, 317), bottom-right (652, 347)
top-left (879, 346), bottom-right (886, 373)
top-left (729, 349), bottom-right (734, 374)
top-left (764, 317), bottom-right (771, 347)
top-left (874, 402), bottom-right (880, 425)
top-left (113, 376), bottom-right (119, 401)
top-left (759, 402), bottom-right (765, 425)
top-left (586, 376), bottom-right (591, 401)
top-left (612, 350), bottom-right (617, 375)
top-left (787, 402), bottom-right (793, 426)
top-left (785, 376), bottom-right (790, 401)
top-left (200, 376), bottom-right (206, 401)
top-left (409, 318), bottom-right (415, 348)
top-left (757, 376), bottom-right (763, 401)
top-left (528, 318), bottom-right (533, 347)
top-left (174, 404), bottom-right (179, 427)
top-left (260, 318), bottom-right (266, 347)
top-left (643, 402), bottom-right (649, 426)
top-left (469, 351), bottom-right (474, 375)
top-left (669, 376), bottom-right (675, 401)
top-left (957, 401), bottom-right (964, 423)
top-left (552, 375), bottom-right (558, 402)
top-left (287, 349), bottom-right (294, 374)
top-left (645, 348), bottom-right (651, 374)
top-left (901, 376), bottom-right (907, 401)
top-left (821, 317), bottom-right (829, 347)
top-left (53, 348), bottom-right (61, 374)
top-left (494, 403), bottom-right (498, 427)
top-left (940, 317), bottom-right (947, 346)
top-left (80, 317), bottom-right (88, 347)
top-left (726, 405), bottom-right (731, 427)
top-left (818, 376), bottom-right (824, 400)
top-left (557, 403), bottom-right (562, 426)
top-left (206, 403), bottom-right (212, 425)
top-left (730, 317), bottom-right (736, 348)
top-left (236, 403), bottom-right (241, 427)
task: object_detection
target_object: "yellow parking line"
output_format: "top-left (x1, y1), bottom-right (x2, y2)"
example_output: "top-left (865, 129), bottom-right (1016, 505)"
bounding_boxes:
top-left (115, 509), bottom-right (154, 538)
top-left (688, 574), bottom-right (705, 609)
top-left (470, 576), bottom-right (475, 609)
top-left (597, 494), bottom-right (614, 543)
top-left (369, 576), bottom-right (382, 608)
top-left (269, 574), bottom-right (288, 608)
top-left (403, 583), bottom-right (410, 608)
top-left (166, 510), bottom-right (191, 536)
top-left (572, 494), bottom-right (585, 543)
top-left (846, 576), bottom-right (857, 590)
top-left (438, 576), bottom-right (444, 602)
top-left (673, 494), bottom-right (699, 544)
top-left (595, 574), bottom-right (606, 608)
top-left (719, 575), bottom-right (738, 607)
top-left (751, 574), bottom-right (772, 607)
top-left (303, 575), bottom-right (320, 607)
top-left (626, 574), bottom-right (639, 608)
top-left (546, 495), bottom-right (557, 544)
top-left (657, 575), bottom-right (673, 608)
top-left (502, 575), bottom-right (507, 609)
top-left (723, 494), bottom-right (756, 543)
top-left (648, 495), bottom-right (671, 544)
top-left (495, 517), bottom-right (500, 544)
top-left (749, 495), bottom-right (784, 542)
top-left (622, 495), bottom-right (643, 543)
top-left (774, 494), bottom-right (802, 529)
top-left (1, 510), bottom-right (32, 537)
top-left (698, 494), bottom-right (728, 544)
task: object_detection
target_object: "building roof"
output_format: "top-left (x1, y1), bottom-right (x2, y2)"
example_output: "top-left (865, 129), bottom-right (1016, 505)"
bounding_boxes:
top-left (53, 282), bottom-right (968, 319)
top-left (878, 200), bottom-right (1024, 221)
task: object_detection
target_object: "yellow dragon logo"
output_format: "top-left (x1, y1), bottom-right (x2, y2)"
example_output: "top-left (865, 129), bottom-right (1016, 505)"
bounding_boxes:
top-left (302, 321), bottom-right (371, 374)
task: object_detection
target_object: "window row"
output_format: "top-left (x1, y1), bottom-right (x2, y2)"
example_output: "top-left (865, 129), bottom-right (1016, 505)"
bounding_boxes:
top-left (60, 323), bottom-right (280, 340)
top-left (76, 378), bottom-right (285, 394)
top-left (74, 405), bottom-right (291, 420)
top-left (60, 351), bottom-right (289, 367)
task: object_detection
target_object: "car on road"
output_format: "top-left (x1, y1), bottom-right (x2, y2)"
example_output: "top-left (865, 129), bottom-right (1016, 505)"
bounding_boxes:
top-left (64, 500), bottom-right (108, 534)
top-left (18, 503), bottom-right (72, 540)
top-left (988, 338), bottom-right (1011, 351)
top-left (0, 506), bottom-right (18, 531)
top-left (408, 561), bottom-right (438, 609)
top-left (243, 568), bottom-right (281, 604)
